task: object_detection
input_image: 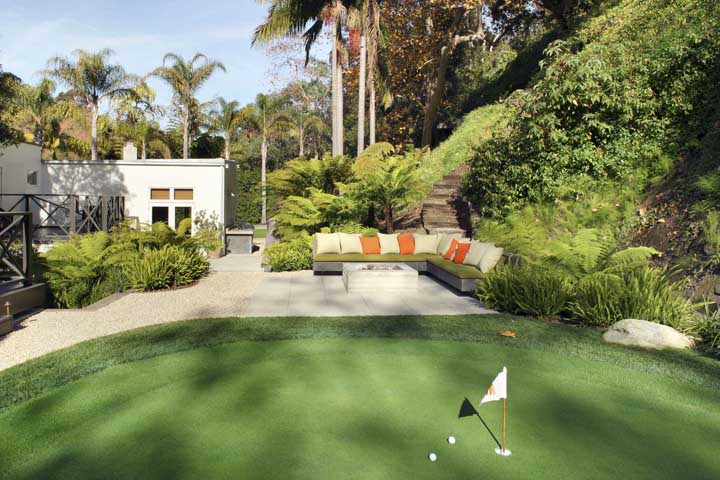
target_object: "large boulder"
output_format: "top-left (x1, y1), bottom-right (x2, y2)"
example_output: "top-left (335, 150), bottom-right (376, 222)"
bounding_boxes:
top-left (603, 319), bottom-right (694, 350)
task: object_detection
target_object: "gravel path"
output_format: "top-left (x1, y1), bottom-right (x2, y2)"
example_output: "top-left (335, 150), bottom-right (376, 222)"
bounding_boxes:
top-left (0, 272), bottom-right (264, 371)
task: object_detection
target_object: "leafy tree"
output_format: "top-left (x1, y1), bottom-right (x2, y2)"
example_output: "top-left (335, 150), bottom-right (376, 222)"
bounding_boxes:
top-left (269, 154), bottom-right (354, 198)
top-left (209, 97), bottom-right (244, 161)
top-left (350, 149), bottom-right (421, 233)
top-left (46, 49), bottom-right (137, 160)
top-left (114, 82), bottom-right (168, 159)
top-left (149, 53), bottom-right (226, 159)
top-left (254, 0), bottom-right (348, 157)
top-left (0, 66), bottom-right (21, 147)
top-left (13, 79), bottom-right (76, 147)
top-left (241, 94), bottom-right (293, 223)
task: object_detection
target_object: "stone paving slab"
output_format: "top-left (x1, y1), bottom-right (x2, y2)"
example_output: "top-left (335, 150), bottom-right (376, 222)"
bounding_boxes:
top-left (243, 271), bottom-right (495, 317)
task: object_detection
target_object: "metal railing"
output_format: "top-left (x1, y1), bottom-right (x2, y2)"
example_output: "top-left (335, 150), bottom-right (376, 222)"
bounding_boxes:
top-left (0, 194), bottom-right (125, 237)
top-left (0, 212), bottom-right (32, 289)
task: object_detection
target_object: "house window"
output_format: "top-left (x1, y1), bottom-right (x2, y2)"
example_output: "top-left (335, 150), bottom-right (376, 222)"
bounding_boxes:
top-left (150, 187), bottom-right (194, 231)
top-left (174, 189), bottom-right (194, 200)
top-left (27, 170), bottom-right (38, 186)
top-left (175, 206), bottom-right (192, 230)
top-left (152, 206), bottom-right (169, 224)
top-left (151, 188), bottom-right (171, 200)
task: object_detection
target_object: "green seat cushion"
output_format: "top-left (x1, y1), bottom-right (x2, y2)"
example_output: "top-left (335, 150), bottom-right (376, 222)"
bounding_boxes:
top-left (427, 256), bottom-right (485, 279)
top-left (314, 253), bottom-right (437, 263)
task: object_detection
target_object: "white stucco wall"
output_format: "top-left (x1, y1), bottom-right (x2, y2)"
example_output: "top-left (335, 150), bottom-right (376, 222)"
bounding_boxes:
top-left (0, 143), bottom-right (42, 211)
top-left (41, 159), bottom-right (237, 230)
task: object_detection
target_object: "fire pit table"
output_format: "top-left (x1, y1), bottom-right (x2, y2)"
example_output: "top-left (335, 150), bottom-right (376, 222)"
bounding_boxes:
top-left (342, 263), bottom-right (419, 293)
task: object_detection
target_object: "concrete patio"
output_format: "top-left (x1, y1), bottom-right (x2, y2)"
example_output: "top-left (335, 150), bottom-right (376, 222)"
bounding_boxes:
top-left (244, 271), bottom-right (494, 317)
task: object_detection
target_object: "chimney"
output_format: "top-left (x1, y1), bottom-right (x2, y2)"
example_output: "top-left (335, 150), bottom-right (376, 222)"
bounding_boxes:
top-left (122, 141), bottom-right (138, 161)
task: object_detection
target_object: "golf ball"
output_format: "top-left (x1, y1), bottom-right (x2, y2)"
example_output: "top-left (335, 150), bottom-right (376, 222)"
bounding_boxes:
top-left (448, 436), bottom-right (456, 445)
top-left (428, 452), bottom-right (437, 462)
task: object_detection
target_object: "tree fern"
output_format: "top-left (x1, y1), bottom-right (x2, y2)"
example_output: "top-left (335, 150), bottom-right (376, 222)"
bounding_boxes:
top-left (544, 229), bottom-right (614, 277)
top-left (603, 246), bottom-right (659, 274)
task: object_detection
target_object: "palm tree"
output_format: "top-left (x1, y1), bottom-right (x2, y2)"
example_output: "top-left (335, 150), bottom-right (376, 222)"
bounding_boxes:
top-left (14, 78), bottom-right (77, 148)
top-left (46, 49), bottom-right (137, 160)
top-left (242, 94), bottom-right (292, 224)
top-left (115, 83), bottom-right (167, 159)
top-left (253, 0), bottom-right (346, 157)
top-left (209, 97), bottom-right (244, 161)
top-left (149, 53), bottom-right (226, 159)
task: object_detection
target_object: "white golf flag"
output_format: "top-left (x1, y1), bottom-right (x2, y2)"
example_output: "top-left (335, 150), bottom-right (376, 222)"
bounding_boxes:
top-left (480, 367), bottom-right (507, 404)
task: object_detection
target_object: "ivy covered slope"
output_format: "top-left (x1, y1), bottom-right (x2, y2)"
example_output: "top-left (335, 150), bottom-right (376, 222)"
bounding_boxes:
top-left (459, 0), bottom-right (720, 265)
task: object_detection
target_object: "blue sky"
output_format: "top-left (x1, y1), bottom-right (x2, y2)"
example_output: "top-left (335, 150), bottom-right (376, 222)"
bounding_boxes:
top-left (0, 0), bottom-right (309, 111)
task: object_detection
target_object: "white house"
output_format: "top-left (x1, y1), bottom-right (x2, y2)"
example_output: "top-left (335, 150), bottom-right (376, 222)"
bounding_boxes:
top-left (0, 142), bottom-right (238, 237)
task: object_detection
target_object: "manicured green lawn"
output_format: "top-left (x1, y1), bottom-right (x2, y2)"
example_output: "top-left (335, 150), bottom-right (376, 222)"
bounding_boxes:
top-left (254, 228), bottom-right (267, 239)
top-left (1, 315), bottom-right (718, 479)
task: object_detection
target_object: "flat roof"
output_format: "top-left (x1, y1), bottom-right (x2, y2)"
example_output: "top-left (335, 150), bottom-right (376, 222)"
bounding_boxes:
top-left (42, 158), bottom-right (237, 167)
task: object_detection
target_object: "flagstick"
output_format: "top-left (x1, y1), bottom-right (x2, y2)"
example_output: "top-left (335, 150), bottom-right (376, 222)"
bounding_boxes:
top-left (502, 398), bottom-right (507, 453)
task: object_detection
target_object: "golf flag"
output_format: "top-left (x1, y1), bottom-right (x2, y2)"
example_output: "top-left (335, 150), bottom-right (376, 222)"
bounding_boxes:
top-left (480, 367), bottom-right (507, 404)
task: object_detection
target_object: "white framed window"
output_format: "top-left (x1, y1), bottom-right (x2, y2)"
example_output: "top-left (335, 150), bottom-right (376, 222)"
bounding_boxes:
top-left (149, 188), bottom-right (194, 232)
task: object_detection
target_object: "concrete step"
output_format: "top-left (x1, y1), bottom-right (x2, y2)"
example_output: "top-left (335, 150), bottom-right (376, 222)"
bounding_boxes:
top-left (423, 218), bottom-right (461, 226)
top-left (423, 198), bottom-right (452, 206)
top-left (429, 188), bottom-right (456, 196)
top-left (434, 181), bottom-right (461, 188)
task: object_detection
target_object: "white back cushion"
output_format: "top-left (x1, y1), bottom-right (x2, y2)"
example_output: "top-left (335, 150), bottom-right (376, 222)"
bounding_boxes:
top-left (377, 233), bottom-right (400, 254)
top-left (315, 233), bottom-right (341, 254)
top-left (338, 233), bottom-right (363, 254)
top-left (463, 241), bottom-right (494, 266)
top-left (479, 246), bottom-right (504, 272)
top-left (413, 234), bottom-right (440, 254)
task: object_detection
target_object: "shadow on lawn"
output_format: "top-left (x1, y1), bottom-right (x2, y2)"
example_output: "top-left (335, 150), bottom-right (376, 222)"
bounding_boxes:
top-left (3, 333), bottom-right (720, 480)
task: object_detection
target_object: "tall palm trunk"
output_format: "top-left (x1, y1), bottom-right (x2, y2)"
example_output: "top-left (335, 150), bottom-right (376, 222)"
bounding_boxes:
top-left (336, 53), bottom-right (344, 157)
top-left (141, 139), bottom-right (147, 160)
top-left (183, 104), bottom-right (190, 159)
top-left (369, 73), bottom-right (376, 145)
top-left (299, 111), bottom-right (305, 157)
top-left (357, 34), bottom-right (367, 157)
top-left (224, 135), bottom-right (231, 161)
top-left (331, 18), bottom-right (340, 157)
top-left (90, 104), bottom-right (99, 160)
top-left (261, 134), bottom-right (268, 225)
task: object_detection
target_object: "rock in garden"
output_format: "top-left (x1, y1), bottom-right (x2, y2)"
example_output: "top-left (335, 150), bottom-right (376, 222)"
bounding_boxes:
top-left (603, 319), bottom-right (694, 350)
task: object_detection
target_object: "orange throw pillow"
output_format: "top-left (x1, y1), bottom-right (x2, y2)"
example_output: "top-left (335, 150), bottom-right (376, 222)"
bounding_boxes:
top-left (360, 236), bottom-right (381, 255)
top-left (454, 243), bottom-right (472, 264)
top-left (398, 234), bottom-right (415, 255)
top-left (443, 239), bottom-right (460, 260)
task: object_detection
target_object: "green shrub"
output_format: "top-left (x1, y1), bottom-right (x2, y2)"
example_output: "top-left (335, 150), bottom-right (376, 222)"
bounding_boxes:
top-left (171, 248), bottom-right (210, 286)
top-left (43, 232), bottom-right (135, 308)
top-left (570, 272), bottom-right (626, 326)
top-left (333, 222), bottom-right (365, 234)
top-left (479, 265), bottom-right (571, 318)
top-left (126, 248), bottom-right (173, 291)
top-left (569, 268), bottom-right (696, 328)
top-left (462, 0), bottom-right (720, 217)
top-left (264, 234), bottom-right (313, 272)
top-left (692, 307), bottom-right (720, 358)
top-left (126, 246), bottom-right (209, 291)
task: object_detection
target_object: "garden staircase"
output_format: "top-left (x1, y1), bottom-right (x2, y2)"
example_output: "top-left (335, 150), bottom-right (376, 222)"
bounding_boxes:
top-left (421, 164), bottom-right (472, 236)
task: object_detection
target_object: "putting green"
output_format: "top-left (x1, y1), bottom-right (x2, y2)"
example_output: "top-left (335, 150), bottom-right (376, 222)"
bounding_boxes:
top-left (1, 337), bottom-right (719, 479)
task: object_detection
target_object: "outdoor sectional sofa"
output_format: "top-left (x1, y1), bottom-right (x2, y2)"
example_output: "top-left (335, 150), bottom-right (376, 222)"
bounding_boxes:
top-left (312, 233), bottom-right (521, 294)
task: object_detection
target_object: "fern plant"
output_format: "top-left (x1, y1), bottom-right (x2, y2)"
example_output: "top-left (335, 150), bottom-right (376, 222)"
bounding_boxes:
top-left (43, 232), bottom-right (130, 308)
top-left (544, 229), bottom-right (658, 279)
